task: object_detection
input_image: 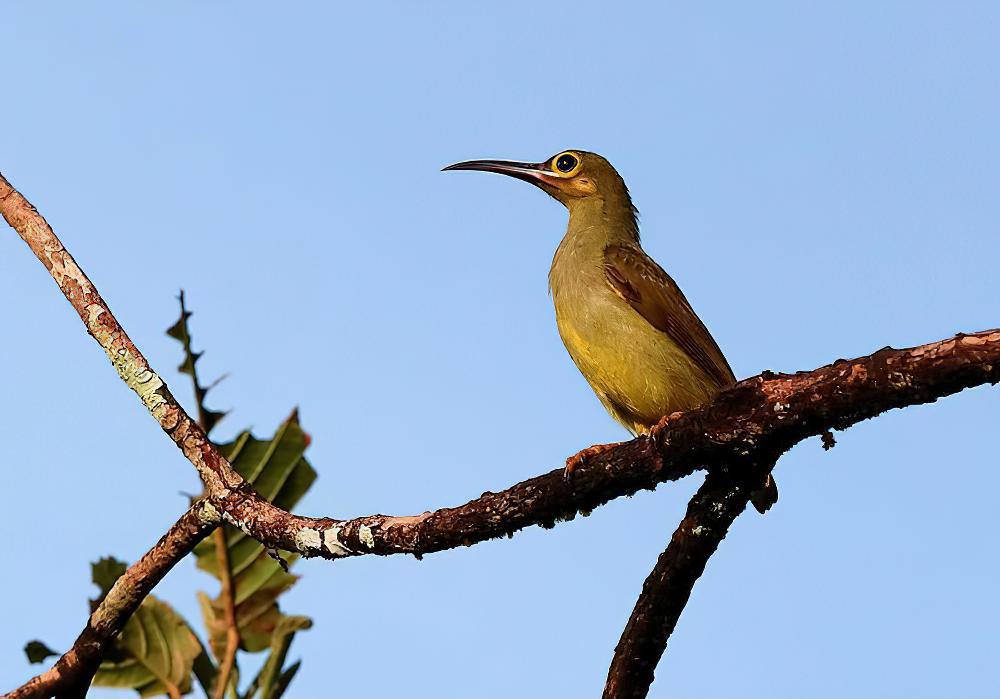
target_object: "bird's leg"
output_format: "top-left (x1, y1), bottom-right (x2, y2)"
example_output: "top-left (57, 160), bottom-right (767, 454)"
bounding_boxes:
top-left (564, 441), bottom-right (625, 479)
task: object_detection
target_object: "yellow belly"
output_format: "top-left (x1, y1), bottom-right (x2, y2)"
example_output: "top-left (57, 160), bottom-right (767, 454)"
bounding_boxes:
top-left (554, 291), bottom-right (721, 435)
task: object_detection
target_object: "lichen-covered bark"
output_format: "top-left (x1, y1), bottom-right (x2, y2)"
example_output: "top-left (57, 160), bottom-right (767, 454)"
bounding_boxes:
top-left (4, 501), bottom-right (220, 699)
top-left (0, 174), bottom-right (237, 499)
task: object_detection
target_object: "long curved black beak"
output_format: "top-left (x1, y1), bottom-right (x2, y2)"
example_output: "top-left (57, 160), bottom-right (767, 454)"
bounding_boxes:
top-left (442, 158), bottom-right (551, 185)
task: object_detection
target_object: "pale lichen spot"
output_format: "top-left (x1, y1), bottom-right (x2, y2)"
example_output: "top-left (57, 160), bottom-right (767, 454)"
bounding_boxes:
top-left (358, 524), bottom-right (375, 549)
top-left (84, 304), bottom-right (169, 416)
top-left (106, 346), bottom-right (168, 415)
top-left (323, 526), bottom-right (353, 557)
top-left (294, 528), bottom-right (322, 552)
top-left (198, 501), bottom-right (222, 525)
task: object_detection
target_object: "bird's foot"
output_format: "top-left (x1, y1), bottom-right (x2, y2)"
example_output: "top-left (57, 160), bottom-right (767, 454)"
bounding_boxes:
top-left (564, 442), bottom-right (622, 480)
top-left (652, 411), bottom-right (686, 433)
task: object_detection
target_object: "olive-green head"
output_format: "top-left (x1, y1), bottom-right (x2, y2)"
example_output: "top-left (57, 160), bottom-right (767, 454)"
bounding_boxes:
top-left (443, 150), bottom-right (632, 211)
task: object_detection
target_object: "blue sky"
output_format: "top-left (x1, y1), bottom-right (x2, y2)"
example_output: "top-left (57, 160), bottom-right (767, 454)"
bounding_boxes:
top-left (2, 2), bottom-right (998, 697)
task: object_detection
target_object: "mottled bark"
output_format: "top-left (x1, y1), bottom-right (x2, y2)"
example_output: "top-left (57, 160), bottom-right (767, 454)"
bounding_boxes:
top-left (284, 329), bottom-right (1000, 559)
top-left (4, 501), bottom-right (220, 699)
top-left (0, 173), bottom-right (246, 499)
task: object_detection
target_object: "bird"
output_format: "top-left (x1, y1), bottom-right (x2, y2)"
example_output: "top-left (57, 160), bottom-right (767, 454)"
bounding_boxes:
top-left (443, 150), bottom-right (776, 513)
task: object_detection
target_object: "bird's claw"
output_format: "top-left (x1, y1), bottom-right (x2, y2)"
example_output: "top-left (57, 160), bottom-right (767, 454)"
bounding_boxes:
top-left (564, 453), bottom-right (585, 481)
top-left (563, 442), bottom-right (623, 481)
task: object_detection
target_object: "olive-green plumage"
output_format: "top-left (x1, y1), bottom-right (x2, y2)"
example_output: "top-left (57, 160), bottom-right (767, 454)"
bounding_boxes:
top-left (444, 150), bottom-right (776, 513)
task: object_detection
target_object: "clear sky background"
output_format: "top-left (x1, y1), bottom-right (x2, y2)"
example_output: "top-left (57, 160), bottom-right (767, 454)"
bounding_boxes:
top-left (2, 3), bottom-right (998, 698)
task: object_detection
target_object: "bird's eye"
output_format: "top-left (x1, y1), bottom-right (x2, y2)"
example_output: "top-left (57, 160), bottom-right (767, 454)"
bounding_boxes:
top-left (554, 153), bottom-right (579, 174)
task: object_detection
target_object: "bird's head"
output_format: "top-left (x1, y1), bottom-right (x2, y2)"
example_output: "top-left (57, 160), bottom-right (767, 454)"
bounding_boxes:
top-left (443, 150), bottom-right (631, 210)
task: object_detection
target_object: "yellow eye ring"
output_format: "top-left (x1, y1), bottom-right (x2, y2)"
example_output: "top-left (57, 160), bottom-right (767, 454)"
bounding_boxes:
top-left (551, 151), bottom-right (582, 177)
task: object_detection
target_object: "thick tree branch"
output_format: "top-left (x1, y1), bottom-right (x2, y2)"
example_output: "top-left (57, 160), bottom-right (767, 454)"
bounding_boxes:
top-left (2, 171), bottom-right (999, 565)
top-left (191, 326), bottom-right (1000, 561)
top-left (3, 501), bottom-right (221, 699)
top-left (602, 339), bottom-right (1000, 698)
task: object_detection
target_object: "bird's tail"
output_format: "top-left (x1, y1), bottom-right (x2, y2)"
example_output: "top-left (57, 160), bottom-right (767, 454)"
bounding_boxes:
top-left (750, 474), bottom-right (778, 514)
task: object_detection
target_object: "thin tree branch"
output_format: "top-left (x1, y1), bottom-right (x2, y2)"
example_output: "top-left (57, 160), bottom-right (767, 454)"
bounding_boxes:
top-left (3, 500), bottom-right (222, 699)
top-left (0, 172), bottom-right (245, 501)
top-left (603, 470), bottom-right (761, 698)
top-left (2, 171), bottom-right (999, 565)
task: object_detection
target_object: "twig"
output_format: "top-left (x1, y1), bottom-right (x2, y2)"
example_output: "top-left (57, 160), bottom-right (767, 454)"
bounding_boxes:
top-left (170, 293), bottom-right (241, 699)
top-left (3, 500), bottom-right (222, 699)
top-left (211, 528), bottom-right (240, 699)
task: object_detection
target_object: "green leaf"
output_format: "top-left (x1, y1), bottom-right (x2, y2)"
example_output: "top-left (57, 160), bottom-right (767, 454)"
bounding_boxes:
top-left (191, 644), bottom-right (219, 697)
top-left (193, 415), bottom-right (316, 660)
top-left (92, 556), bottom-right (128, 599)
top-left (269, 660), bottom-right (301, 699)
top-left (93, 596), bottom-right (201, 697)
top-left (167, 293), bottom-right (312, 698)
top-left (24, 640), bottom-right (58, 664)
top-left (90, 556), bottom-right (129, 613)
top-left (245, 616), bottom-right (311, 699)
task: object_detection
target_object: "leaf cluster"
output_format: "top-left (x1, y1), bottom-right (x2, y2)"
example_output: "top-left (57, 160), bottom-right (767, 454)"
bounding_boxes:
top-left (25, 295), bottom-right (317, 699)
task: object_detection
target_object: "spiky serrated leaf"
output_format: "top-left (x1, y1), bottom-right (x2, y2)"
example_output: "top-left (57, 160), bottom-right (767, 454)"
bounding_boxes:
top-left (166, 291), bottom-right (226, 438)
top-left (165, 312), bottom-right (191, 342)
top-left (194, 417), bottom-right (315, 660)
top-left (24, 640), bottom-right (58, 664)
top-left (177, 350), bottom-right (202, 377)
top-left (202, 408), bottom-right (227, 435)
top-left (93, 596), bottom-right (201, 697)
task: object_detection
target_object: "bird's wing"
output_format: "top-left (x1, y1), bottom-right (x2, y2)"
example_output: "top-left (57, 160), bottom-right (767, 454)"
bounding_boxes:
top-left (603, 243), bottom-right (736, 388)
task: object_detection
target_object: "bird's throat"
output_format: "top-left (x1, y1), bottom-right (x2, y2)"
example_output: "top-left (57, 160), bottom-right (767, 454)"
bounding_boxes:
top-left (565, 194), bottom-right (640, 248)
